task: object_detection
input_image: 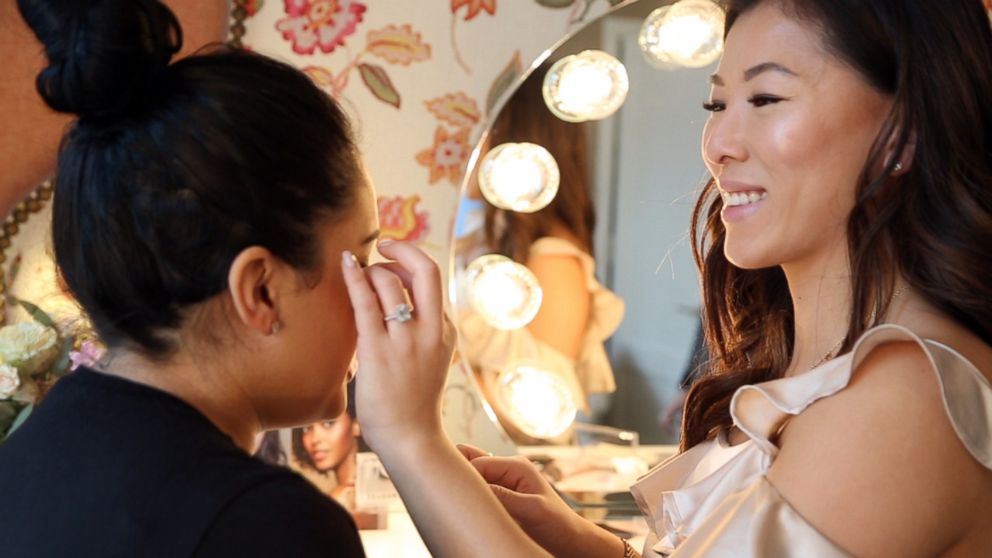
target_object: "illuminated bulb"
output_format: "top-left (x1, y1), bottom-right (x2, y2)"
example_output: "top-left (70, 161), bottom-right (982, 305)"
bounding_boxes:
top-left (639, 0), bottom-right (724, 69)
top-left (478, 143), bottom-right (560, 213)
top-left (498, 364), bottom-right (577, 439)
top-left (542, 50), bottom-right (629, 123)
top-left (466, 254), bottom-right (543, 330)
top-left (637, 5), bottom-right (678, 69)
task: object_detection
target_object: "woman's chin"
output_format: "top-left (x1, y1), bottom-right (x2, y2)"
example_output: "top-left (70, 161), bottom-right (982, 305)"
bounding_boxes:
top-left (317, 388), bottom-right (348, 420)
top-left (723, 245), bottom-right (776, 270)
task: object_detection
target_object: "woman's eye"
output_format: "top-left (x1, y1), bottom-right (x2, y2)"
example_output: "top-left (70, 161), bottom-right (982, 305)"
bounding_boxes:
top-left (702, 100), bottom-right (725, 112)
top-left (321, 420), bottom-right (338, 428)
top-left (748, 95), bottom-right (783, 107)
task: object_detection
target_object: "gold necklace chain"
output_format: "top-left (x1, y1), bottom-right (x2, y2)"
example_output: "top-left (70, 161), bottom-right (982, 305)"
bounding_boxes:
top-left (804, 285), bottom-right (908, 372)
top-left (806, 337), bottom-right (845, 372)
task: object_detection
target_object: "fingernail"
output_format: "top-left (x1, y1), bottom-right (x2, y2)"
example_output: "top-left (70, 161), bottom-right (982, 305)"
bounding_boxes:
top-left (342, 250), bottom-right (357, 268)
top-left (378, 239), bottom-right (395, 247)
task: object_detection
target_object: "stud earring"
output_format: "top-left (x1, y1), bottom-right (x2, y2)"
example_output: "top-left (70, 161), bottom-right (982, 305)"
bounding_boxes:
top-left (893, 162), bottom-right (903, 172)
top-left (270, 321), bottom-right (282, 335)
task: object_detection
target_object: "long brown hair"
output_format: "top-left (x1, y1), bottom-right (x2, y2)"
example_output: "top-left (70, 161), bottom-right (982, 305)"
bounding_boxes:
top-left (682, 0), bottom-right (992, 451)
top-left (483, 63), bottom-right (596, 263)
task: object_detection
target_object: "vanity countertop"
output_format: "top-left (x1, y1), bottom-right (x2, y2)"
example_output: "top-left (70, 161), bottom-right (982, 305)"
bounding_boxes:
top-left (359, 445), bottom-right (677, 556)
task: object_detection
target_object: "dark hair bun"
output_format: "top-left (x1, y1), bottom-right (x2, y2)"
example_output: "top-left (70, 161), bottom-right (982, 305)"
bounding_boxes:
top-left (17, 0), bottom-right (182, 119)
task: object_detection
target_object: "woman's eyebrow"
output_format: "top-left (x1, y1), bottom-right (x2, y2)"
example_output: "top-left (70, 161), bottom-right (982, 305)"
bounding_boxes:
top-left (743, 61), bottom-right (798, 81)
top-left (360, 230), bottom-right (381, 245)
top-left (710, 62), bottom-right (799, 86)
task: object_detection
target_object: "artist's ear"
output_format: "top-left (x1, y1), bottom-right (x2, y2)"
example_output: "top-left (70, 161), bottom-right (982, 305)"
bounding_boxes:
top-left (227, 246), bottom-right (289, 336)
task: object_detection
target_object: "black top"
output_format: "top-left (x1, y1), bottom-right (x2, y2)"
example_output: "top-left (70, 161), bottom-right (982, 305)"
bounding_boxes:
top-left (0, 367), bottom-right (365, 558)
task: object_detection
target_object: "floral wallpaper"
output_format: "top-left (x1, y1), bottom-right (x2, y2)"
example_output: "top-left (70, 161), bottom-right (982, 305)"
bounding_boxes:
top-left (237, 0), bottom-right (625, 449)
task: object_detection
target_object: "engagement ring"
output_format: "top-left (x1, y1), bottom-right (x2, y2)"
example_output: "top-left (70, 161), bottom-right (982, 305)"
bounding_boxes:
top-left (383, 303), bottom-right (414, 324)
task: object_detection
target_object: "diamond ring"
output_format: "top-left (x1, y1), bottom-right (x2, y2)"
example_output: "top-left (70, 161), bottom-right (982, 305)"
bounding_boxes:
top-left (383, 303), bottom-right (414, 324)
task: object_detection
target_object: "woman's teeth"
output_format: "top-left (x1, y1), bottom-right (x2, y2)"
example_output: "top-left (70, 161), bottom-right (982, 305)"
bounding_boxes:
top-left (722, 190), bottom-right (767, 207)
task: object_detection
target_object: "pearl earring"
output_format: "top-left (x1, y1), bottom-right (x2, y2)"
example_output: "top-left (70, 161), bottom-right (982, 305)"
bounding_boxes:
top-left (270, 321), bottom-right (282, 335)
top-left (893, 162), bottom-right (903, 172)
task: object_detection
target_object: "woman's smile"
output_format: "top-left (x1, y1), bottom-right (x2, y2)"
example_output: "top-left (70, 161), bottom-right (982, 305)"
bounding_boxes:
top-left (719, 180), bottom-right (768, 223)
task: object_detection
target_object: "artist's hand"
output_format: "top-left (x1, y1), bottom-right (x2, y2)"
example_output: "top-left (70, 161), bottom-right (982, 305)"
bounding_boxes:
top-left (341, 240), bottom-right (456, 454)
top-left (457, 444), bottom-right (625, 558)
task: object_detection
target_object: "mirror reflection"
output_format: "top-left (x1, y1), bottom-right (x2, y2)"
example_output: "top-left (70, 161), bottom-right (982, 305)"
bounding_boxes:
top-left (452, 0), bottom-right (718, 445)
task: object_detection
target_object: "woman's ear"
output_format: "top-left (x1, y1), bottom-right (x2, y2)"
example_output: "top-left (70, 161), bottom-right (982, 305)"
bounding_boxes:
top-left (227, 246), bottom-right (284, 336)
top-left (886, 127), bottom-right (917, 176)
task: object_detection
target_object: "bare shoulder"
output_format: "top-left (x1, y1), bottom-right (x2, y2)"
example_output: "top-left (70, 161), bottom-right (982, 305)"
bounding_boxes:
top-left (768, 340), bottom-right (992, 557)
top-left (525, 252), bottom-right (588, 302)
top-left (526, 251), bottom-right (585, 278)
top-left (524, 252), bottom-right (589, 359)
top-left (909, 314), bottom-right (992, 385)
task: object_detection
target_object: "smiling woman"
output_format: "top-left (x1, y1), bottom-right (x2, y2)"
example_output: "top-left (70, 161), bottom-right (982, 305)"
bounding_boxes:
top-left (701, 20), bottom-right (894, 274)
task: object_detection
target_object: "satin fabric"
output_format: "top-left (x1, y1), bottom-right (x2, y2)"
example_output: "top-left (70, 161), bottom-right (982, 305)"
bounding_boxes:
top-left (630, 325), bottom-right (992, 557)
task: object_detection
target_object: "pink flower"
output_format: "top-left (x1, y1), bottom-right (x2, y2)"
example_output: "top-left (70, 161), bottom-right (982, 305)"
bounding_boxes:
top-left (276, 0), bottom-right (367, 55)
top-left (69, 341), bottom-right (105, 372)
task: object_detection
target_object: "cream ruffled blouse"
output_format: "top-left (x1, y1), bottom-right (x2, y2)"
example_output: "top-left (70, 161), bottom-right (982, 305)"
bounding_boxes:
top-left (458, 237), bottom-right (625, 414)
top-left (630, 325), bottom-right (992, 557)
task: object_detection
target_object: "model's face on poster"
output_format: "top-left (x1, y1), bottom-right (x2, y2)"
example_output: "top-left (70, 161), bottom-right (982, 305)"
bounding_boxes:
top-left (303, 416), bottom-right (356, 472)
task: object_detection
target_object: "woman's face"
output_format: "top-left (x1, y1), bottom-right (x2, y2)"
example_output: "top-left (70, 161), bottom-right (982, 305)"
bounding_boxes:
top-left (261, 169), bottom-right (379, 426)
top-left (701, 2), bottom-right (893, 270)
top-left (302, 415), bottom-right (357, 472)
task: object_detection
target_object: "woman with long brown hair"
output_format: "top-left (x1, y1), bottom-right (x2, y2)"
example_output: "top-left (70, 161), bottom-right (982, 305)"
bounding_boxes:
top-left (460, 64), bottom-right (625, 435)
top-left (346, 0), bottom-right (992, 556)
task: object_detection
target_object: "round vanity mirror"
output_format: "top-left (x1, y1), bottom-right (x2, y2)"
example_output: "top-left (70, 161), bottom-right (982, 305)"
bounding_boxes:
top-left (451, 0), bottom-right (721, 446)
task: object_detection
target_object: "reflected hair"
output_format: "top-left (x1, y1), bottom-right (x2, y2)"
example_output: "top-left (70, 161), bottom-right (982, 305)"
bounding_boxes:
top-left (682, 0), bottom-right (992, 451)
top-left (483, 63), bottom-right (597, 262)
top-left (16, 0), bottom-right (363, 358)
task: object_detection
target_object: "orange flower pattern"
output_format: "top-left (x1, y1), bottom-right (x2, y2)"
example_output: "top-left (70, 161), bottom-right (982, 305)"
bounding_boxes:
top-left (416, 126), bottom-right (471, 185)
top-left (367, 24), bottom-right (432, 65)
top-left (451, 0), bottom-right (496, 21)
top-left (425, 92), bottom-right (481, 128)
top-left (302, 66), bottom-right (334, 88)
top-left (276, 0), bottom-right (367, 55)
top-left (378, 195), bottom-right (430, 242)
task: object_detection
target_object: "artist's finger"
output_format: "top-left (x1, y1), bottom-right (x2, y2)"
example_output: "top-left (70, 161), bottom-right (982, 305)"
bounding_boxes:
top-left (341, 250), bottom-right (387, 338)
top-left (376, 241), bottom-right (443, 333)
top-left (365, 265), bottom-right (415, 334)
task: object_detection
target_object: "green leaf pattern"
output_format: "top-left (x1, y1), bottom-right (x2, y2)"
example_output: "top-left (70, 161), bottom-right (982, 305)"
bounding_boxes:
top-left (359, 63), bottom-right (401, 108)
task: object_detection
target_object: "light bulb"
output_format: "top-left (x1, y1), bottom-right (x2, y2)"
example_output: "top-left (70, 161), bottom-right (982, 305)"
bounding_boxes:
top-left (466, 254), bottom-right (543, 330)
top-left (638, 5), bottom-right (678, 69)
top-left (639, 0), bottom-right (724, 69)
top-left (498, 363), bottom-right (576, 439)
top-left (542, 50), bottom-right (629, 123)
top-left (478, 143), bottom-right (560, 213)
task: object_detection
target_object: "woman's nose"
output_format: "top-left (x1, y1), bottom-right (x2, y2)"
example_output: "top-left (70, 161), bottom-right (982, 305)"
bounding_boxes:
top-left (702, 109), bottom-right (748, 173)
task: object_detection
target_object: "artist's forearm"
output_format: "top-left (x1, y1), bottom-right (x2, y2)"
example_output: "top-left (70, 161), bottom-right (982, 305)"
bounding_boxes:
top-left (376, 430), bottom-right (551, 558)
